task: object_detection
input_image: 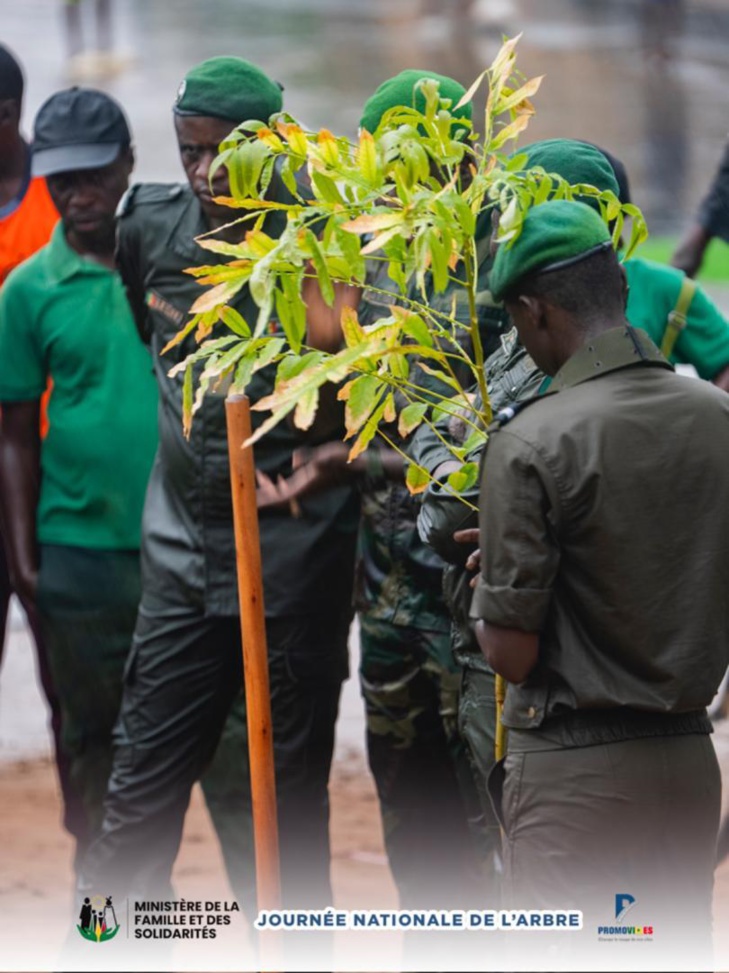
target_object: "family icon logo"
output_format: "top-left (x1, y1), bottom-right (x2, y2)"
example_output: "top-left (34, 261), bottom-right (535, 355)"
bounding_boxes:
top-left (77, 893), bottom-right (120, 943)
top-left (615, 893), bottom-right (636, 921)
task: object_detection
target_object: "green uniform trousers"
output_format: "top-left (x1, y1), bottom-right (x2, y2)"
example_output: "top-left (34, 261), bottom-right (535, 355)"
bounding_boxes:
top-left (498, 732), bottom-right (720, 971)
top-left (37, 544), bottom-right (141, 862)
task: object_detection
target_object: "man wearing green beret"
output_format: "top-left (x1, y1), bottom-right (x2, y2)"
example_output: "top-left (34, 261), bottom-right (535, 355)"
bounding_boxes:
top-left (260, 70), bottom-right (501, 910)
top-left (413, 139), bottom-right (729, 861)
top-left (470, 198), bottom-right (729, 968)
top-left (79, 56), bottom-right (359, 912)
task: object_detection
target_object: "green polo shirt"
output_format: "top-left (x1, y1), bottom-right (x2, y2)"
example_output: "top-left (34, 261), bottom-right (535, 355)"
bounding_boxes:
top-left (625, 257), bottom-right (729, 379)
top-left (0, 223), bottom-right (158, 549)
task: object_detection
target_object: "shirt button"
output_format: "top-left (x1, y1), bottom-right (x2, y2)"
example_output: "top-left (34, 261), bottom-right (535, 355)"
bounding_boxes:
top-left (527, 706), bottom-right (537, 719)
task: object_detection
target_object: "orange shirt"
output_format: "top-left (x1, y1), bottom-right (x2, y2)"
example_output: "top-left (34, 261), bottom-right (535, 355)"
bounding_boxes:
top-left (1, 176), bottom-right (59, 435)
top-left (0, 176), bottom-right (59, 286)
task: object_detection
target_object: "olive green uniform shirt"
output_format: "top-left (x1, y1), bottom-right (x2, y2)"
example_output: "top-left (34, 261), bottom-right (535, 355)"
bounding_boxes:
top-left (471, 326), bottom-right (729, 745)
top-left (116, 183), bottom-right (358, 617)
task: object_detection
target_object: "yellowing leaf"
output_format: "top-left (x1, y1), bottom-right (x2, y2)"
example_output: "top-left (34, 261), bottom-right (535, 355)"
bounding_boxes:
top-left (340, 305), bottom-right (365, 348)
top-left (257, 127), bottom-right (285, 152)
top-left (405, 462), bottom-right (430, 495)
top-left (496, 76), bottom-right (543, 115)
top-left (293, 387), bottom-right (319, 430)
top-left (317, 128), bottom-right (340, 167)
top-left (190, 277), bottom-right (247, 314)
top-left (275, 120), bottom-right (309, 156)
top-left (490, 114), bottom-right (531, 151)
top-left (341, 212), bottom-right (404, 235)
top-left (345, 374), bottom-right (383, 436)
top-left (182, 364), bottom-right (193, 439)
top-left (357, 129), bottom-right (380, 185)
top-left (455, 67), bottom-right (489, 111)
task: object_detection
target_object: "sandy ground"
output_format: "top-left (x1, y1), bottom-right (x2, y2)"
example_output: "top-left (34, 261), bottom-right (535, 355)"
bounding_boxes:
top-left (4, 608), bottom-right (729, 972)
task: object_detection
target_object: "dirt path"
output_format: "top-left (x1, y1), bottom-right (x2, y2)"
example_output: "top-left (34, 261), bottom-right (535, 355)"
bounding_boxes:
top-left (2, 734), bottom-right (729, 971)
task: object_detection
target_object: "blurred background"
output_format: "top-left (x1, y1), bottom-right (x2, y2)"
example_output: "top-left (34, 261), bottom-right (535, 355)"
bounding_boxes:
top-left (3, 0), bottom-right (729, 251)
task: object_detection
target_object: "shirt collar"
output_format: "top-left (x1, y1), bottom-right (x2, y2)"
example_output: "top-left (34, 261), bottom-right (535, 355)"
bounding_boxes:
top-left (45, 221), bottom-right (114, 285)
top-left (545, 325), bottom-right (672, 395)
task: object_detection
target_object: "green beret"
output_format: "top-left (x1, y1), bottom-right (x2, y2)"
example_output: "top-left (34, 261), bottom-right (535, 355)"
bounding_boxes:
top-left (490, 200), bottom-right (612, 301)
top-left (359, 69), bottom-right (472, 134)
top-left (515, 138), bottom-right (619, 209)
top-left (174, 56), bottom-right (283, 123)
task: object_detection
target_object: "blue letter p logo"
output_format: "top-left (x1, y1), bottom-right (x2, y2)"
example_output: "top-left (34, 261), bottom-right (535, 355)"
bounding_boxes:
top-left (615, 893), bottom-right (636, 921)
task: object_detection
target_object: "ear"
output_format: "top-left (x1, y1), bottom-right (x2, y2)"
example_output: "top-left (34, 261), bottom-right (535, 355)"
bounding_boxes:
top-left (618, 264), bottom-right (629, 310)
top-left (0, 98), bottom-right (20, 128)
top-left (518, 294), bottom-right (546, 329)
top-left (120, 145), bottom-right (135, 176)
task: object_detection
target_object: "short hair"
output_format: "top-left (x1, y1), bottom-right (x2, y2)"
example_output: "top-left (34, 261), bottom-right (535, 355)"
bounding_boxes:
top-left (0, 45), bottom-right (24, 104)
top-left (505, 246), bottom-right (625, 322)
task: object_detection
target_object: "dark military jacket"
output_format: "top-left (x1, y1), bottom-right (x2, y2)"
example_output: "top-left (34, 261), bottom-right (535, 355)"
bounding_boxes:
top-left (411, 329), bottom-right (544, 667)
top-left (116, 182), bottom-right (358, 618)
top-left (471, 326), bottom-right (729, 744)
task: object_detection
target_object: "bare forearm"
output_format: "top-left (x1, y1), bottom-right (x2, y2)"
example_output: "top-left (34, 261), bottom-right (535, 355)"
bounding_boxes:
top-left (0, 404), bottom-right (41, 601)
top-left (475, 619), bottom-right (540, 684)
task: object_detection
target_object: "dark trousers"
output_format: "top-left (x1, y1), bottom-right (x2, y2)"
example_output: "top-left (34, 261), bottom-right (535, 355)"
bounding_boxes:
top-left (359, 615), bottom-right (484, 909)
top-left (81, 603), bottom-right (351, 912)
top-left (0, 541), bottom-right (85, 843)
top-left (36, 544), bottom-right (142, 860)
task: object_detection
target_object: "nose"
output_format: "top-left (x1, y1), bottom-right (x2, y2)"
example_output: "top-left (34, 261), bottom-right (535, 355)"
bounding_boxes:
top-left (193, 149), bottom-right (219, 187)
top-left (67, 178), bottom-right (98, 209)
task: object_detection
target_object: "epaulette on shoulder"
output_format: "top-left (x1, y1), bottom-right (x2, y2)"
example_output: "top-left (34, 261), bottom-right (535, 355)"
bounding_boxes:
top-left (487, 395), bottom-right (541, 433)
top-left (116, 182), bottom-right (186, 218)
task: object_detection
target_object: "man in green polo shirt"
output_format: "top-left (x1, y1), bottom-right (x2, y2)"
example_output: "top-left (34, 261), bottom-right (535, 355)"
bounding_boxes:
top-left (0, 87), bottom-right (158, 863)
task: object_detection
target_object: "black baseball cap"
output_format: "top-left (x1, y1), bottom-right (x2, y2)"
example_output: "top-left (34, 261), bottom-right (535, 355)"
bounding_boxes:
top-left (31, 87), bottom-right (131, 177)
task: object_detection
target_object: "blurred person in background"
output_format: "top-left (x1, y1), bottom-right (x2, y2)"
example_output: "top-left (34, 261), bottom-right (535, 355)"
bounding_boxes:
top-left (0, 87), bottom-right (158, 866)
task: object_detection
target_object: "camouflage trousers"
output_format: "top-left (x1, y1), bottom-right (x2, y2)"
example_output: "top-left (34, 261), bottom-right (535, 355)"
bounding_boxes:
top-left (358, 614), bottom-right (487, 908)
top-left (457, 664), bottom-right (503, 900)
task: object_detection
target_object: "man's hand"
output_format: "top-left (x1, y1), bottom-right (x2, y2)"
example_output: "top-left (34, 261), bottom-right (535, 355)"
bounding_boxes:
top-left (454, 527), bottom-right (481, 587)
top-left (256, 442), bottom-right (353, 511)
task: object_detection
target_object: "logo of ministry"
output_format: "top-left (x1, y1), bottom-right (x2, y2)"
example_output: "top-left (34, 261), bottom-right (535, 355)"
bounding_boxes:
top-left (77, 894), bottom-right (120, 943)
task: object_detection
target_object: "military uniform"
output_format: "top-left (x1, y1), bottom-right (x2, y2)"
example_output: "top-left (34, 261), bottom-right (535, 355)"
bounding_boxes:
top-left (471, 325), bottom-right (729, 967)
top-left (410, 329), bottom-right (543, 894)
top-left (81, 181), bottom-right (358, 910)
top-left (351, 265), bottom-right (486, 908)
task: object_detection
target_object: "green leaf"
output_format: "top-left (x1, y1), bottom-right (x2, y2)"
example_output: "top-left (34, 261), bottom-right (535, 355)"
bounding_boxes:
top-left (405, 462), bottom-right (430, 495)
top-left (398, 402), bottom-right (428, 438)
top-left (397, 310), bottom-right (434, 348)
top-left (447, 461), bottom-right (479, 493)
top-left (220, 306), bottom-right (251, 337)
top-left (344, 374), bottom-right (383, 435)
top-left (349, 400), bottom-right (387, 460)
top-left (232, 355), bottom-right (256, 393)
top-left (311, 171), bottom-right (344, 205)
top-left (306, 230), bottom-right (334, 307)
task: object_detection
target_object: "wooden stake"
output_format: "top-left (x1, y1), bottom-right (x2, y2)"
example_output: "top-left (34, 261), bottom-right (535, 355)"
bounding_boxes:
top-left (495, 673), bottom-right (507, 762)
top-left (225, 394), bottom-right (281, 915)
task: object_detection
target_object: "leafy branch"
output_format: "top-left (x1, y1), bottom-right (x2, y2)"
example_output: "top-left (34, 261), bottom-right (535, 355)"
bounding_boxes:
top-left (169, 34), bottom-right (648, 494)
